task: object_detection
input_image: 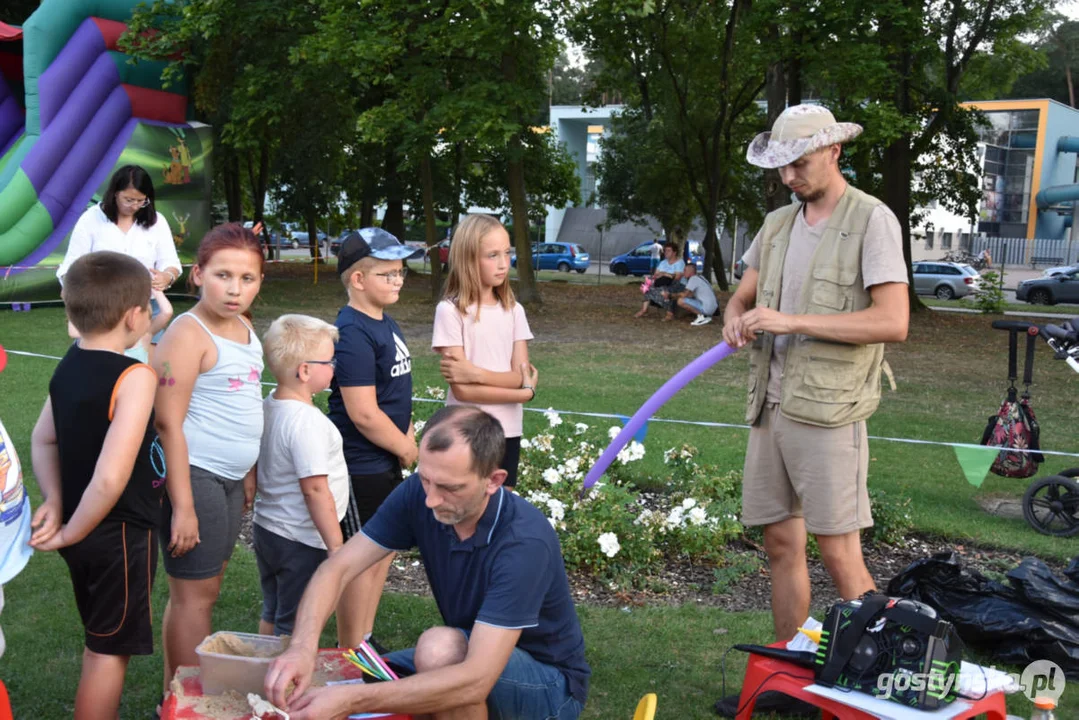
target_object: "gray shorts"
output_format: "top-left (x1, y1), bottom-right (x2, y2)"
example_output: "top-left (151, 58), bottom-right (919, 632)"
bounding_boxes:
top-left (160, 465), bottom-right (245, 580)
top-left (253, 523), bottom-right (327, 636)
top-left (742, 403), bottom-right (872, 535)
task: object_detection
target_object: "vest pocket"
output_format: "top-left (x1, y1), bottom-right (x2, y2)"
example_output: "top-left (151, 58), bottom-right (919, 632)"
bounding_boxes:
top-left (807, 266), bottom-right (856, 313)
top-left (794, 355), bottom-right (859, 402)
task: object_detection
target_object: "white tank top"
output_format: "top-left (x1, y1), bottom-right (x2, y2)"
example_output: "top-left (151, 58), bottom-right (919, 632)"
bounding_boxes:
top-left (180, 312), bottom-right (264, 480)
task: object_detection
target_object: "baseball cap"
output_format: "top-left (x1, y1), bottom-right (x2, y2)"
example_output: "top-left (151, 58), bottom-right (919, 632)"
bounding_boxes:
top-left (337, 228), bottom-right (423, 276)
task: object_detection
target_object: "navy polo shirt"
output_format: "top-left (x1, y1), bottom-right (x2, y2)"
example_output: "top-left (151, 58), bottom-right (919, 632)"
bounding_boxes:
top-left (327, 305), bottom-right (413, 474)
top-left (362, 475), bottom-right (591, 704)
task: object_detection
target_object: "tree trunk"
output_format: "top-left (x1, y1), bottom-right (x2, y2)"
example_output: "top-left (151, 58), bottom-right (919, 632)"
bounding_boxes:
top-left (247, 144), bottom-right (272, 259)
top-left (704, 215), bottom-right (729, 292)
top-left (451, 141), bottom-right (465, 229)
top-left (383, 147), bottom-right (406, 239)
top-left (764, 48), bottom-right (788, 213)
top-left (224, 152), bottom-right (243, 223)
top-left (1066, 62), bottom-right (1075, 109)
top-left (420, 154), bottom-right (441, 301)
top-left (361, 200), bottom-right (375, 228)
top-left (506, 135), bottom-right (540, 304)
top-left (306, 208), bottom-right (322, 262)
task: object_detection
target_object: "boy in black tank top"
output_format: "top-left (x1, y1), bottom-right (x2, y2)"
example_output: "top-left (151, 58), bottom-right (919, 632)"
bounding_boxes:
top-left (29, 252), bottom-right (165, 719)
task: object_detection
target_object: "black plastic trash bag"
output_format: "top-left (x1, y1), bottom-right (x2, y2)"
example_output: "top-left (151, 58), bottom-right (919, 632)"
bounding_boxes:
top-left (886, 551), bottom-right (1079, 678)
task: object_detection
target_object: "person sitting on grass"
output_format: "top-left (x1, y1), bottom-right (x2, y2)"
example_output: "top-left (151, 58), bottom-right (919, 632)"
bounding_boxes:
top-left (264, 405), bottom-right (590, 720)
top-left (30, 251), bottom-right (165, 720)
top-left (635, 242), bottom-right (685, 320)
top-left (662, 264), bottom-right (719, 326)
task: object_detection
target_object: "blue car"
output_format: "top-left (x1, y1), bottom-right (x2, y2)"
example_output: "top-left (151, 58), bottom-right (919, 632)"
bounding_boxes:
top-left (511, 242), bottom-right (590, 273)
top-left (609, 241), bottom-right (704, 276)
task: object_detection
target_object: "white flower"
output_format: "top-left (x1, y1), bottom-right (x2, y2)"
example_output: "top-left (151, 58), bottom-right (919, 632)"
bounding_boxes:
top-left (682, 498), bottom-right (697, 509)
top-left (526, 490), bottom-right (551, 505)
top-left (544, 408), bottom-right (563, 427)
top-left (564, 457), bottom-right (580, 474)
top-left (548, 517), bottom-right (558, 529)
top-left (635, 509), bottom-right (655, 526)
top-left (425, 386), bottom-right (446, 400)
top-left (413, 420), bottom-right (426, 433)
top-left (547, 498), bottom-right (566, 521)
top-left (532, 434), bottom-right (554, 452)
top-left (663, 447), bottom-right (676, 463)
top-left (574, 422), bottom-right (589, 435)
top-left (608, 426), bottom-right (622, 440)
top-left (688, 507), bottom-right (708, 525)
top-left (597, 532), bottom-right (621, 558)
top-left (521, 437), bottom-right (532, 449)
top-left (542, 468), bottom-right (562, 485)
top-left (617, 440), bottom-right (645, 465)
top-left (666, 507), bottom-right (686, 529)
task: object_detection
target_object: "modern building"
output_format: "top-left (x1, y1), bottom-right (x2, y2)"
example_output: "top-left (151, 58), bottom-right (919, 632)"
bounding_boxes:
top-left (918, 99), bottom-right (1078, 245)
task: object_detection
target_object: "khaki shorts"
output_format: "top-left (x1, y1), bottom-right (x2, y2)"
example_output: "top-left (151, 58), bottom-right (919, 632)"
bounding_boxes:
top-left (742, 403), bottom-right (872, 535)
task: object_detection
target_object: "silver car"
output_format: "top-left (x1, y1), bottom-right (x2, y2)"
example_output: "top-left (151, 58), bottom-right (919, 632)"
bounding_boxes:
top-left (912, 262), bottom-right (981, 300)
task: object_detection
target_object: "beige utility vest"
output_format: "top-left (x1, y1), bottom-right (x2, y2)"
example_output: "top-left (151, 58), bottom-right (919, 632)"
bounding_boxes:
top-left (746, 186), bottom-right (885, 428)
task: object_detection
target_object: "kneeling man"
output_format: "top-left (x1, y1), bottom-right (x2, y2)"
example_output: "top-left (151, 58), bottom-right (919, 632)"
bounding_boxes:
top-left (266, 405), bottom-right (590, 720)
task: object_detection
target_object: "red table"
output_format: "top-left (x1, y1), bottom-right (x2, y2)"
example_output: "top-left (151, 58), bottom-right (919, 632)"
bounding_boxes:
top-left (161, 648), bottom-right (411, 720)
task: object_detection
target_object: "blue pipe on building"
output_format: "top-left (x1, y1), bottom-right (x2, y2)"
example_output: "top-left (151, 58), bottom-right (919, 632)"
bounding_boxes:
top-left (1035, 137), bottom-right (1079, 209)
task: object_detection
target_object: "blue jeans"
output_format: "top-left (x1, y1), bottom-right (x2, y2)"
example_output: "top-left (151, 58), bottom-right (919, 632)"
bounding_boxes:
top-left (385, 630), bottom-right (583, 720)
top-left (150, 297), bottom-right (166, 343)
top-left (681, 297), bottom-right (704, 313)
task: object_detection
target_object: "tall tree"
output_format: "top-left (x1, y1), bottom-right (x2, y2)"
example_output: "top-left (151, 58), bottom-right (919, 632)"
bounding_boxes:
top-left (573, 0), bottom-right (768, 289)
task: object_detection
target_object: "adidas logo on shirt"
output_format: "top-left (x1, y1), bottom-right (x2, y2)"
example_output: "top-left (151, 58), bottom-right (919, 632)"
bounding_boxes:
top-left (391, 333), bottom-right (412, 377)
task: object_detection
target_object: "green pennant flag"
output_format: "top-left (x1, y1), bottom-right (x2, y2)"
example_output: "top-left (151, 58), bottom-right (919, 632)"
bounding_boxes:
top-left (954, 445), bottom-right (998, 488)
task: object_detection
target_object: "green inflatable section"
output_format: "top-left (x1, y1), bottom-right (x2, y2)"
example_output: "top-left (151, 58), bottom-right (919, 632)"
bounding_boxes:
top-left (108, 52), bottom-right (189, 95)
top-left (0, 170), bottom-right (54, 265)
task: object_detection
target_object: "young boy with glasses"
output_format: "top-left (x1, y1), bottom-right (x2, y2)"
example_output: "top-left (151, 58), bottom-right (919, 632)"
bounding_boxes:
top-left (253, 314), bottom-right (351, 638)
top-left (328, 229), bottom-right (423, 650)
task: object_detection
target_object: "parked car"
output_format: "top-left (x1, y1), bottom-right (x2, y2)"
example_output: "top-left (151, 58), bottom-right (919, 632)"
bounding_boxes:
top-left (512, 242), bottom-right (590, 273)
top-left (1017, 271), bottom-right (1079, 305)
top-left (608, 240), bottom-right (704, 276)
top-left (1042, 264), bottom-right (1079, 278)
top-left (286, 231), bottom-right (329, 249)
top-left (911, 261), bottom-right (982, 300)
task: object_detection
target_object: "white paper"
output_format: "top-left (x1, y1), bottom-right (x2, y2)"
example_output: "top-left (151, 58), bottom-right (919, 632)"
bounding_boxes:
top-left (803, 683), bottom-right (980, 720)
top-left (786, 615), bottom-right (822, 653)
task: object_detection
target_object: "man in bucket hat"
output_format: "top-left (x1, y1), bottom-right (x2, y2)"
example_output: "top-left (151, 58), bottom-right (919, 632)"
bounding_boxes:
top-left (716, 104), bottom-right (910, 717)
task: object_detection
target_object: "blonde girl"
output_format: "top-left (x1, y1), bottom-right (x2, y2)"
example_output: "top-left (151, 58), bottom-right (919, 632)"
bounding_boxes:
top-left (432, 215), bottom-right (538, 486)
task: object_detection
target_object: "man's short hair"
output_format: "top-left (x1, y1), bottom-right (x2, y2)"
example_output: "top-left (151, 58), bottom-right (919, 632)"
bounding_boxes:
top-left (422, 406), bottom-right (505, 478)
top-left (684, 263), bottom-right (697, 274)
top-left (62, 251), bottom-right (151, 335)
top-left (263, 314), bottom-right (340, 378)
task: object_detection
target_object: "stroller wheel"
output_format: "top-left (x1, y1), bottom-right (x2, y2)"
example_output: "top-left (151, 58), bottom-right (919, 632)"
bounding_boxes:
top-left (1023, 475), bottom-right (1079, 537)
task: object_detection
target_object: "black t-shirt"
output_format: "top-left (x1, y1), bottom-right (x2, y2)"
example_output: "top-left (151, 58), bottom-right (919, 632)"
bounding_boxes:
top-left (327, 306), bottom-right (413, 474)
top-left (50, 343), bottom-right (165, 529)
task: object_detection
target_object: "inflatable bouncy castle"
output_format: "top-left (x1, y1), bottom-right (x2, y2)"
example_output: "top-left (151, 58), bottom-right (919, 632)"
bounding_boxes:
top-left (0, 0), bottom-right (211, 301)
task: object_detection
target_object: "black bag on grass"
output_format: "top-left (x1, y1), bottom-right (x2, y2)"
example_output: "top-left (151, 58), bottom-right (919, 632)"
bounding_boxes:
top-left (886, 552), bottom-right (1079, 678)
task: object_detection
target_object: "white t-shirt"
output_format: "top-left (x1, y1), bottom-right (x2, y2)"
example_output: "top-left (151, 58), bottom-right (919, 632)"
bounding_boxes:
top-left (0, 418), bottom-right (32, 661)
top-left (56, 204), bottom-right (180, 281)
top-left (253, 393), bottom-right (349, 550)
top-left (650, 242), bottom-right (663, 260)
top-left (432, 299), bottom-right (534, 438)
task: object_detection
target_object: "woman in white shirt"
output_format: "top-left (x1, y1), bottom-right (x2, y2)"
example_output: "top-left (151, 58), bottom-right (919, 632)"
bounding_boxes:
top-left (57, 166), bottom-right (181, 358)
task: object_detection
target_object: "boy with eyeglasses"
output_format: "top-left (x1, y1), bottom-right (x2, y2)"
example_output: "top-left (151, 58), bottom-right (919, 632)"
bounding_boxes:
top-left (328, 229), bottom-right (424, 649)
top-left (254, 314), bottom-right (351, 638)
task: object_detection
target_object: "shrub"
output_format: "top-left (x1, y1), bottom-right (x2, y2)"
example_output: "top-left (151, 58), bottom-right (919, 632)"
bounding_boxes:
top-left (973, 270), bottom-right (1006, 314)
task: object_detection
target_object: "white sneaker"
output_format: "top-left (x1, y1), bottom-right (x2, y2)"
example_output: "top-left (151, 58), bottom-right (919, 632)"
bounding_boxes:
top-left (691, 314), bottom-right (712, 326)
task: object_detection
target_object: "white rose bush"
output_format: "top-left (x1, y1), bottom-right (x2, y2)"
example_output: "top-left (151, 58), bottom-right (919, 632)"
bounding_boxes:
top-left (413, 391), bottom-right (911, 591)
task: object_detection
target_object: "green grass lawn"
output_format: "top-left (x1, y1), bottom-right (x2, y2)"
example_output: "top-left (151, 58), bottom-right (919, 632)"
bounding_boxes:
top-left (1, 264), bottom-right (1077, 718)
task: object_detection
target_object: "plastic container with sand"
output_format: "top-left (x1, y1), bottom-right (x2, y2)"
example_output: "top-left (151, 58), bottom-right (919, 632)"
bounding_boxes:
top-left (195, 631), bottom-right (290, 696)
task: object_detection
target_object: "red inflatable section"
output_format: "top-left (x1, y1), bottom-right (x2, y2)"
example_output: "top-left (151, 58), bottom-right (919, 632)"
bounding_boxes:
top-left (89, 17), bottom-right (126, 50)
top-left (122, 84), bottom-right (186, 124)
top-left (0, 23), bottom-right (22, 41)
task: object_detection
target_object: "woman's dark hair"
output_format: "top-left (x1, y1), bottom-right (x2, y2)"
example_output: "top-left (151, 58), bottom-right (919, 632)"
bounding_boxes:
top-left (663, 241), bottom-right (678, 254)
top-left (101, 165), bottom-right (157, 229)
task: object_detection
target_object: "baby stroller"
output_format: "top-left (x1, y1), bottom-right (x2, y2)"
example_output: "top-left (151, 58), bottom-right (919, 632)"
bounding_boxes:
top-left (986, 319), bottom-right (1079, 536)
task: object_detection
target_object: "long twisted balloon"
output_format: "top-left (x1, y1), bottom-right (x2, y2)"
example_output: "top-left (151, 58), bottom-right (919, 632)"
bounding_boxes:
top-left (582, 341), bottom-right (737, 491)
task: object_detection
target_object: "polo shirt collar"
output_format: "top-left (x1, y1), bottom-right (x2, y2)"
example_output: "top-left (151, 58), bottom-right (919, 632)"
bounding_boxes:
top-left (447, 487), bottom-right (506, 550)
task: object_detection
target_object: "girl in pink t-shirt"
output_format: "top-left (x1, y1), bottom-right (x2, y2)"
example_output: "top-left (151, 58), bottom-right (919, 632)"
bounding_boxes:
top-left (432, 215), bottom-right (538, 486)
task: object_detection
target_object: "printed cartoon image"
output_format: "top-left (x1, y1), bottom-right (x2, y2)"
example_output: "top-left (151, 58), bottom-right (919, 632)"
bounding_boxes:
top-left (0, 438), bottom-right (25, 526)
top-left (162, 128), bottom-right (193, 186)
top-left (172, 211), bottom-right (190, 249)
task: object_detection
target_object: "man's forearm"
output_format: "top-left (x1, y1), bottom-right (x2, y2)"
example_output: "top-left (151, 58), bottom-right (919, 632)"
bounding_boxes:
top-left (342, 661), bottom-right (491, 716)
top-left (290, 561), bottom-right (349, 651)
top-left (789, 304), bottom-right (908, 344)
top-left (724, 294), bottom-right (751, 324)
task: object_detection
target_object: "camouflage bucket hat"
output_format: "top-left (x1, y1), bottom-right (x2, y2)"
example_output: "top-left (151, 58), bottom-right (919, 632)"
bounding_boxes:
top-left (746, 104), bottom-right (863, 169)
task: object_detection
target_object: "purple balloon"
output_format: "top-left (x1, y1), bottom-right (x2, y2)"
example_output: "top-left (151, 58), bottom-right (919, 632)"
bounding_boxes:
top-left (582, 341), bottom-right (737, 491)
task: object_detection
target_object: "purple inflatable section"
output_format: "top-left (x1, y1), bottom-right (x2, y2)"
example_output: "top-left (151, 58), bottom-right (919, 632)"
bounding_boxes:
top-left (0, 72), bottom-right (21, 156)
top-left (19, 117), bottom-right (137, 267)
top-left (38, 19), bottom-right (106, 131)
